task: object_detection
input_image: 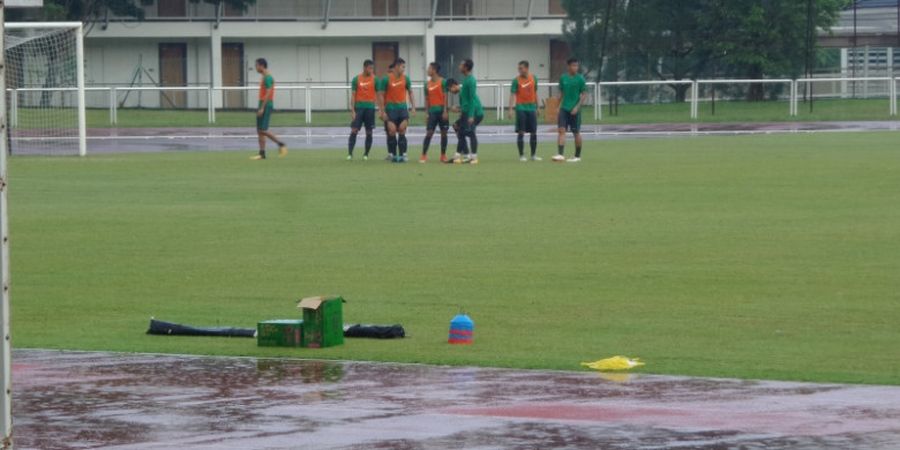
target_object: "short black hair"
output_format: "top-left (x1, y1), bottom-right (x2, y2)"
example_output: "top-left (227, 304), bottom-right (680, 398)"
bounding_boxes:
top-left (566, 57), bottom-right (579, 66)
top-left (446, 78), bottom-right (459, 88)
top-left (462, 59), bottom-right (474, 72)
top-left (429, 62), bottom-right (441, 72)
top-left (394, 58), bottom-right (406, 66)
top-left (388, 62), bottom-right (396, 69)
top-left (363, 59), bottom-right (374, 68)
top-left (518, 60), bottom-right (529, 68)
top-left (255, 58), bottom-right (268, 69)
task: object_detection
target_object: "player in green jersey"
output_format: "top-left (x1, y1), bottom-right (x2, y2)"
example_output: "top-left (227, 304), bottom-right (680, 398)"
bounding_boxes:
top-left (553, 57), bottom-right (588, 163)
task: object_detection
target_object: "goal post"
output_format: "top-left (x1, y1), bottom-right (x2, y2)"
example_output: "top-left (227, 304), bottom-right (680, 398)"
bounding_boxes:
top-left (4, 22), bottom-right (86, 157)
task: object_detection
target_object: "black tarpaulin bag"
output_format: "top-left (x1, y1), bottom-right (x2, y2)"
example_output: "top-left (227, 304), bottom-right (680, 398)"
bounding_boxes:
top-left (147, 318), bottom-right (256, 338)
top-left (343, 324), bottom-right (405, 339)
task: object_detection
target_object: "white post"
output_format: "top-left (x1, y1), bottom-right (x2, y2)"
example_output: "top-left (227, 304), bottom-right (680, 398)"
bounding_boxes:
top-left (593, 83), bottom-right (600, 121)
top-left (109, 87), bottom-right (115, 124)
top-left (112, 87), bottom-right (118, 125)
top-left (305, 87), bottom-right (311, 124)
top-left (890, 77), bottom-right (897, 116)
top-left (840, 48), bottom-right (849, 98)
top-left (790, 80), bottom-right (797, 117)
top-left (207, 88), bottom-right (214, 124)
top-left (691, 81), bottom-right (699, 120)
top-left (0, 6), bottom-right (13, 448)
top-left (75, 24), bottom-right (87, 156)
top-left (496, 84), bottom-right (502, 121)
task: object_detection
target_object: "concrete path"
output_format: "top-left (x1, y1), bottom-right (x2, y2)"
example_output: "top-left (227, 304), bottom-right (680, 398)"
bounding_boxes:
top-left (11, 350), bottom-right (900, 449)
top-left (10, 121), bottom-right (900, 155)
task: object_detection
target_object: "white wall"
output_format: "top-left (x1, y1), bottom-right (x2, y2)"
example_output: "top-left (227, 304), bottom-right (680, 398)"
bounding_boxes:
top-left (82, 32), bottom-right (551, 110)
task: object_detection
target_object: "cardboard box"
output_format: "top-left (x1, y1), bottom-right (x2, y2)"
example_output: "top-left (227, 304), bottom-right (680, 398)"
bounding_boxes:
top-left (543, 97), bottom-right (560, 125)
top-left (257, 320), bottom-right (303, 347)
top-left (297, 296), bottom-right (345, 348)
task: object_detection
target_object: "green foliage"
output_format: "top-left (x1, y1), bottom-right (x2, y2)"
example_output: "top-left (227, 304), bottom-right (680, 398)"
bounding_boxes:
top-left (561, 0), bottom-right (848, 98)
top-left (10, 133), bottom-right (900, 385)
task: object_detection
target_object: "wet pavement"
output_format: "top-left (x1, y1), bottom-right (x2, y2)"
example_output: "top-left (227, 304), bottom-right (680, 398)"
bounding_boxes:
top-left (11, 350), bottom-right (900, 449)
top-left (10, 121), bottom-right (900, 155)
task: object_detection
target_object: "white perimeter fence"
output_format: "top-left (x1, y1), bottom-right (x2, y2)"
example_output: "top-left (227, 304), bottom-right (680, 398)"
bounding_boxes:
top-left (7, 77), bottom-right (899, 127)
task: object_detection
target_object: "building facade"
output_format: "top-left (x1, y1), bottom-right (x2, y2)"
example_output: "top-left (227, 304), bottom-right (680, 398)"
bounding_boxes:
top-left (85, 0), bottom-right (568, 110)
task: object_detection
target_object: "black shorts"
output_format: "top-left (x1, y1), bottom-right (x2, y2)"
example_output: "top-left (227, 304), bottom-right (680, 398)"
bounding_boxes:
top-left (515, 109), bottom-right (538, 134)
top-left (557, 109), bottom-right (581, 133)
top-left (455, 114), bottom-right (484, 134)
top-left (426, 110), bottom-right (450, 132)
top-left (386, 108), bottom-right (410, 126)
top-left (351, 108), bottom-right (375, 131)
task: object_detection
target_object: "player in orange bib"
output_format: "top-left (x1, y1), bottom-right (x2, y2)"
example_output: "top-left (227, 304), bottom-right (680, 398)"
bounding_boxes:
top-left (348, 59), bottom-right (377, 160)
top-left (508, 60), bottom-right (540, 161)
top-left (376, 58), bottom-right (416, 162)
top-left (421, 62), bottom-right (449, 163)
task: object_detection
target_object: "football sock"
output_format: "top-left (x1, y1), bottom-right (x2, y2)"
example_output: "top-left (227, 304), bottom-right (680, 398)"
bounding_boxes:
top-left (387, 136), bottom-right (397, 156)
top-left (530, 134), bottom-right (538, 156)
top-left (422, 135), bottom-right (432, 155)
top-left (516, 135), bottom-right (525, 156)
top-left (364, 133), bottom-right (373, 156)
top-left (398, 135), bottom-right (408, 156)
top-left (558, 145), bottom-right (565, 155)
top-left (348, 132), bottom-right (358, 155)
top-left (440, 134), bottom-right (448, 154)
top-left (575, 146), bottom-right (582, 158)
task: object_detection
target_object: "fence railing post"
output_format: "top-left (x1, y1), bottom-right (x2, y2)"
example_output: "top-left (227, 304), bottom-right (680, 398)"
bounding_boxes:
top-left (111, 87), bottom-right (118, 125)
top-left (305, 86), bottom-right (312, 124)
top-left (207, 87), bottom-right (214, 124)
top-left (691, 80), bottom-right (699, 120)
top-left (108, 87), bottom-right (114, 125)
top-left (497, 84), bottom-right (503, 121)
top-left (890, 77), bottom-right (897, 116)
top-left (594, 83), bottom-right (601, 122)
top-left (789, 80), bottom-right (797, 117)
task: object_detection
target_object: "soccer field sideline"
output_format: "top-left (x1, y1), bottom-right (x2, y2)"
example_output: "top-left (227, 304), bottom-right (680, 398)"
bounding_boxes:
top-left (11, 121), bottom-right (900, 155)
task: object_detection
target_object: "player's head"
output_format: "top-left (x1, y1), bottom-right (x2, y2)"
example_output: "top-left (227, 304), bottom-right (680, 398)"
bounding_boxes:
top-left (566, 57), bottom-right (580, 74)
top-left (394, 58), bottom-right (406, 75)
top-left (388, 62), bottom-right (396, 75)
top-left (428, 62), bottom-right (440, 78)
top-left (363, 59), bottom-right (374, 76)
top-left (459, 59), bottom-right (474, 75)
top-left (255, 58), bottom-right (268, 74)
top-left (518, 60), bottom-right (529, 77)
top-left (446, 78), bottom-right (460, 94)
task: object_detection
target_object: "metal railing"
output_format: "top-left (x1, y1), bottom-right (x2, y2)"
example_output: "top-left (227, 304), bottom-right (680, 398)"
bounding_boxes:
top-left (6, 76), bottom-right (899, 128)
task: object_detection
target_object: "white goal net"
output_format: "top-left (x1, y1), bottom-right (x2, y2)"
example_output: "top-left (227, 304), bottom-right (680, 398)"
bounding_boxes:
top-left (4, 23), bottom-right (86, 156)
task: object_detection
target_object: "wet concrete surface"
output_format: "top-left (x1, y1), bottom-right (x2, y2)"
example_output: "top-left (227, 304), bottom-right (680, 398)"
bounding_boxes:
top-left (10, 121), bottom-right (900, 155)
top-left (11, 349), bottom-right (900, 449)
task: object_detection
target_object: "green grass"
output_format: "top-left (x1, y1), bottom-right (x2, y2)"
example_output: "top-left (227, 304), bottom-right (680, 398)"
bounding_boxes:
top-left (55, 97), bottom-right (900, 128)
top-left (10, 132), bottom-right (900, 385)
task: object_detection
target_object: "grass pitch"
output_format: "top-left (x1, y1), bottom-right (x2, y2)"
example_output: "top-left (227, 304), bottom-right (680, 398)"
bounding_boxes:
top-left (10, 132), bottom-right (900, 385)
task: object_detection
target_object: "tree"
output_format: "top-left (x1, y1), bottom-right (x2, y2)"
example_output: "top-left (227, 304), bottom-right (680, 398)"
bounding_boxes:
top-left (620, 0), bottom-right (717, 102)
top-left (561, 0), bottom-right (847, 102)
top-left (706, 0), bottom-right (846, 100)
top-left (561, 0), bottom-right (620, 80)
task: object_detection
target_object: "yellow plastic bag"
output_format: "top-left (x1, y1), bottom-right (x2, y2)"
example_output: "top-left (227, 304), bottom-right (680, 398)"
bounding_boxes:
top-left (581, 356), bottom-right (645, 371)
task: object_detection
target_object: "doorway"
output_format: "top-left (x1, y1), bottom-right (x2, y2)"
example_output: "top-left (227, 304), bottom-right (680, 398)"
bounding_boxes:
top-left (222, 43), bottom-right (244, 109)
top-left (372, 42), bottom-right (399, 78)
top-left (159, 43), bottom-right (187, 108)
